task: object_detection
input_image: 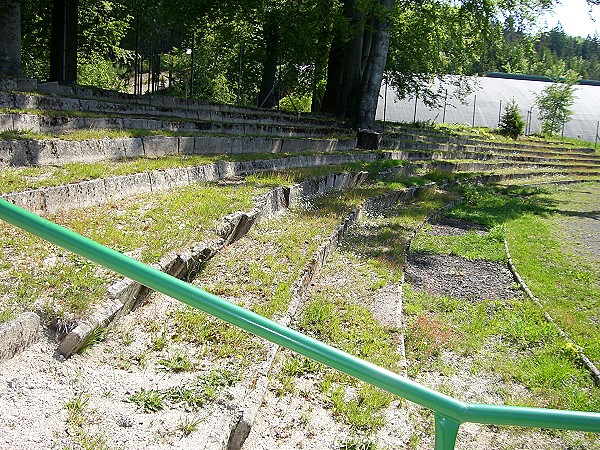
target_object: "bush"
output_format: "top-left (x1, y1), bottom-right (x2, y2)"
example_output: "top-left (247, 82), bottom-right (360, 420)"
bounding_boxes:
top-left (499, 99), bottom-right (525, 139)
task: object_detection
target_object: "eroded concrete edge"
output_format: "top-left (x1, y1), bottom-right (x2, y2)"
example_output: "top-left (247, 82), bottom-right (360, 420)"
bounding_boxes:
top-left (56, 172), bottom-right (368, 359)
top-left (227, 183), bottom-right (436, 450)
top-left (0, 312), bottom-right (41, 362)
top-left (1, 153), bottom-right (378, 214)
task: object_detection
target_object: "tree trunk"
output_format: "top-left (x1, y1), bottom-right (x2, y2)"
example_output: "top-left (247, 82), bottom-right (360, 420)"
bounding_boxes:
top-left (356, 0), bottom-right (394, 130)
top-left (0, 0), bottom-right (22, 77)
top-left (320, 32), bottom-right (345, 114)
top-left (49, 0), bottom-right (78, 84)
top-left (257, 18), bottom-right (279, 108)
top-left (335, 0), bottom-right (363, 119)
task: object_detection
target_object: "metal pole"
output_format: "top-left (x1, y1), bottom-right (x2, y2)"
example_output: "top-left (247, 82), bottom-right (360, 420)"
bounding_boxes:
top-left (530, 108), bottom-right (534, 134)
top-left (135, 14), bottom-right (140, 95)
top-left (472, 94), bottom-right (477, 127)
top-left (190, 32), bottom-right (195, 97)
top-left (595, 121), bottom-right (599, 149)
top-left (498, 100), bottom-right (502, 126)
top-left (413, 91), bottom-right (418, 123)
top-left (62, 0), bottom-right (67, 83)
top-left (277, 67), bottom-right (282, 111)
top-left (383, 77), bottom-right (388, 125)
top-left (237, 45), bottom-right (244, 105)
top-left (147, 54), bottom-right (151, 94)
top-left (442, 89), bottom-right (447, 124)
top-left (561, 118), bottom-right (565, 138)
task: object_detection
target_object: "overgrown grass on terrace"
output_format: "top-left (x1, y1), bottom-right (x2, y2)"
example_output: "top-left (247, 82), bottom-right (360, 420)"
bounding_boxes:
top-left (403, 182), bottom-right (599, 420)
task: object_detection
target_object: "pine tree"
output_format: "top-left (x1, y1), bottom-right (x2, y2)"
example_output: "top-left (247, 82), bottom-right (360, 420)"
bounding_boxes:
top-left (499, 99), bottom-right (525, 139)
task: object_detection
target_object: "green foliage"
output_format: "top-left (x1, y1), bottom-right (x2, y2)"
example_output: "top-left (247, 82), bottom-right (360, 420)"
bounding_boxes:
top-left (126, 369), bottom-right (238, 413)
top-left (534, 78), bottom-right (577, 136)
top-left (499, 99), bottom-right (525, 139)
top-left (78, 57), bottom-right (129, 91)
top-left (127, 388), bottom-right (164, 413)
top-left (77, 327), bottom-right (108, 354)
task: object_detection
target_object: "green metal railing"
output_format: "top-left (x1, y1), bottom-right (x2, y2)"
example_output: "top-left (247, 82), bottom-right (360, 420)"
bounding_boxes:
top-left (0, 197), bottom-right (599, 449)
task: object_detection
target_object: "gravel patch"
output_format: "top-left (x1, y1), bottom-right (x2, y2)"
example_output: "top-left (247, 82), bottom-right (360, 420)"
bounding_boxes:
top-left (406, 252), bottom-right (521, 301)
top-left (427, 217), bottom-right (488, 236)
top-left (0, 292), bottom-right (257, 450)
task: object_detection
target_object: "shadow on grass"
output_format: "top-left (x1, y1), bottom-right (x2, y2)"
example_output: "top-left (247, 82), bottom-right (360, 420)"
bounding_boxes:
top-left (447, 184), bottom-right (560, 227)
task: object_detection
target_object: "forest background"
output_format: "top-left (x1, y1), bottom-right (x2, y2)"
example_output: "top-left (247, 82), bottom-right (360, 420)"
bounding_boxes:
top-left (5, 0), bottom-right (600, 129)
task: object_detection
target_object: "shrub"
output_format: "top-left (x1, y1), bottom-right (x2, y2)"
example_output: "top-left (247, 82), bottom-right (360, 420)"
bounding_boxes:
top-left (499, 99), bottom-right (525, 139)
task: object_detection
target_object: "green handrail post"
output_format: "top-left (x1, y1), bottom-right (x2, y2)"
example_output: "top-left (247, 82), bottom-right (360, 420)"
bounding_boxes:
top-left (434, 414), bottom-right (460, 450)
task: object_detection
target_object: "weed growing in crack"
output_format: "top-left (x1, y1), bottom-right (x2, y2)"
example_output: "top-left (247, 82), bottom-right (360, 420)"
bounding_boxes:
top-left (77, 327), bottom-right (108, 354)
top-left (339, 439), bottom-right (378, 450)
top-left (126, 369), bottom-right (239, 413)
top-left (177, 416), bottom-right (203, 437)
top-left (158, 350), bottom-right (195, 372)
top-left (64, 393), bottom-right (111, 450)
top-left (65, 393), bottom-right (91, 427)
top-left (127, 389), bottom-right (164, 413)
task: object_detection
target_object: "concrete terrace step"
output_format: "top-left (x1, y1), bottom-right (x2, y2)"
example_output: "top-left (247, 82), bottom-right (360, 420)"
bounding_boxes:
top-left (419, 159), bottom-right (600, 173)
top-left (0, 135), bottom-right (358, 167)
top-left (380, 127), bottom-right (595, 154)
top-left (1, 153), bottom-right (381, 214)
top-left (383, 148), bottom-right (600, 168)
top-left (0, 111), bottom-right (353, 139)
top-left (381, 137), bottom-right (600, 161)
top-left (0, 87), bottom-right (345, 132)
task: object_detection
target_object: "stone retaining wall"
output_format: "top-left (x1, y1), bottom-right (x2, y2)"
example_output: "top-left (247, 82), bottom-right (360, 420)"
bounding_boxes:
top-left (0, 87), bottom-right (340, 129)
top-left (0, 113), bottom-right (352, 139)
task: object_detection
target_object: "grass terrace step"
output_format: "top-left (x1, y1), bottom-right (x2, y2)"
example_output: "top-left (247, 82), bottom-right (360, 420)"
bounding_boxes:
top-left (0, 132), bottom-right (358, 167)
top-left (383, 148), bottom-right (600, 168)
top-left (0, 79), bottom-right (345, 129)
top-left (381, 138), bottom-right (600, 162)
top-left (0, 167), bottom-right (386, 327)
top-left (243, 189), bottom-right (451, 449)
top-left (379, 123), bottom-right (597, 154)
top-left (0, 173), bottom-right (424, 449)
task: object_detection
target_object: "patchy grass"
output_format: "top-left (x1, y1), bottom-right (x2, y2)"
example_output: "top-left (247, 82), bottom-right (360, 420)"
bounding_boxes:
top-left (0, 181), bottom-right (264, 324)
top-left (64, 393), bottom-right (111, 450)
top-left (126, 369), bottom-right (238, 413)
top-left (411, 224), bottom-right (507, 262)
top-left (279, 192), bottom-right (450, 438)
top-left (504, 183), bottom-right (600, 363)
top-left (403, 287), bottom-right (599, 412)
top-left (404, 181), bottom-right (600, 414)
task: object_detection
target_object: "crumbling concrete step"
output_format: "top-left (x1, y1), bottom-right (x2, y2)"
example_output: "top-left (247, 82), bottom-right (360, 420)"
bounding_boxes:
top-left (0, 112), bottom-right (353, 139)
top-left (1, 153), bottom-right (379, 213)
top-left (380, 128), bottom-right (595, 154)
top-left (0, 90), bottom-right (343, 130)
top-left (0, 134), bottom-right (358, 167)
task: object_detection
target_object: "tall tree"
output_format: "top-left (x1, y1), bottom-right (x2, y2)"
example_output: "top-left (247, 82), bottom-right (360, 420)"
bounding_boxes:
top-left (0, 0), bottom-right (23, 77)
top-left (321, 0), bottom-right (395, 130)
